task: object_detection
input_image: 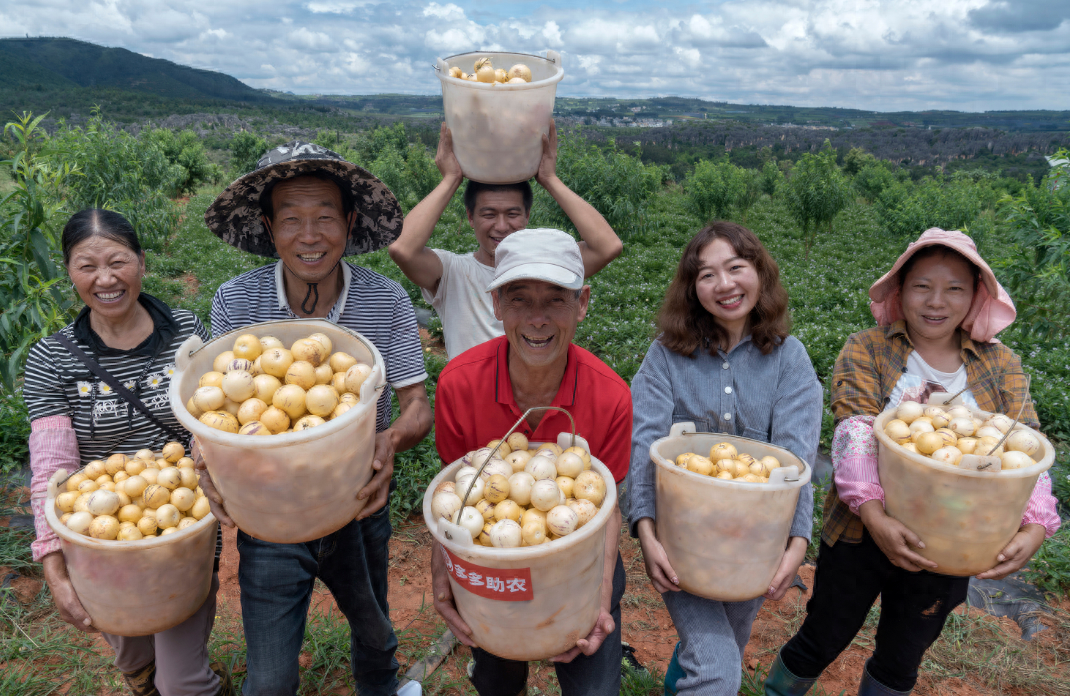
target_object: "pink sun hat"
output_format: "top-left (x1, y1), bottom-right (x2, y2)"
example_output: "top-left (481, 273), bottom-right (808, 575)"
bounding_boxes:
top-left (868, 227), bottom-right (1016, 343)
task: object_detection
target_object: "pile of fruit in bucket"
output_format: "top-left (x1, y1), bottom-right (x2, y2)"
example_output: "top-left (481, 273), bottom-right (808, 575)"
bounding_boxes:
top-left (448, 57), bottom-right (533, 84)
top-left (672, 441), bottom-right (796, 483)
top-left (429, 435), bottom-right (606, 548)
top-left (882, 402), bottom-right (1042, 470)
top-left (55, 443), bottom-right (210, 540)
top-left (188, 332), bottom-right (372, 435)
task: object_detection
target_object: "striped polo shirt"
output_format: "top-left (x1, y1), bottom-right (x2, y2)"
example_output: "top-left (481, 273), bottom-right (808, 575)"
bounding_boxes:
top-left (24, 301), bottom-right (209, 462)
top-left (209, 260), bottom-right (427, 432)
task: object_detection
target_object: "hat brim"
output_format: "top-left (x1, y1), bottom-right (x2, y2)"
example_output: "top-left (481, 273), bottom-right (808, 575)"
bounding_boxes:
top-left (487, 262), bottom-right (582, 292)
top-left (204, 159), bottom-right (402, 258)
top-left (869, 234), bottom-right (1000, 305)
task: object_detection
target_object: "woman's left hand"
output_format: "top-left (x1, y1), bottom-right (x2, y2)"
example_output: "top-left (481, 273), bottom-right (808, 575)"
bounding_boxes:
top-left (764, 536), bottom-right (809, 600)
top-left (975, 524), bottom-right (1046, 580)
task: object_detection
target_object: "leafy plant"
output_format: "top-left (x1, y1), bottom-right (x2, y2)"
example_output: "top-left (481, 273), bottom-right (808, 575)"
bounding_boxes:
top-left (230, 131), bottom-right (267, 177)
top-left (143, 128), bottom-right (223, 196)
top-left (874, 175), bottom-right (992, 239)
top-left (994, 159), bottom-right (1070, 341)
top-left (0, 111), bottom-right (78, 393)
top-left (785, 140), bottom-right (852, 258)
top-left (684, 158), bottom-right (748, 222)
top-left (853, 162), bottom-right (899, 203)
top-left (43, 107), bottom-right (182, 248)
top-left (759, 158), bottom-right (783, 198)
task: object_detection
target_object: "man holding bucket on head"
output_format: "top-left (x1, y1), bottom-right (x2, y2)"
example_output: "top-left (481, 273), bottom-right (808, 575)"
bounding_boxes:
top-left (388, 121), bottom-right (623, 360)
top-left (432, 228), bottom-right (632, 696)
top-left (198, 142), bottom-right (433, 696)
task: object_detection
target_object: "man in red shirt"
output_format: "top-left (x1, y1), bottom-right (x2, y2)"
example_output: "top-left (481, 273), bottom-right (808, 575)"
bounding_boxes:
top-left (432, 228), bottom-right (632, 696)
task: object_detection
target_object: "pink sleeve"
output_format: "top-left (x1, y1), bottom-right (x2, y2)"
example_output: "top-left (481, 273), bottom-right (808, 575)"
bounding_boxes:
top-left (1022, 471), bottom-right (1061, 539)
top-left (832, 415), bottom-right (886, 515)
top-left (29, 415), bottom-right (80, 562)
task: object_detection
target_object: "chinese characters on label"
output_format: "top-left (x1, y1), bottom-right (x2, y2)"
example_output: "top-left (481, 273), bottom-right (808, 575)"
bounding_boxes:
top-left (441, 546), bottom-right (534, 601)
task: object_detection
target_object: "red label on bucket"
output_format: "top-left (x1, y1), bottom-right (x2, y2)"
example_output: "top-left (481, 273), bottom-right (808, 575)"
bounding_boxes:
top-left (441, 546), bottom-right (534, 601)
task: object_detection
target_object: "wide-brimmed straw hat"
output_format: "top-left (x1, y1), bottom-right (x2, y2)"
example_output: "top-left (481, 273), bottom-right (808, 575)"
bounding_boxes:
top-left (204, 141), bottom-right (402, 258)
top-left (869, 227), bottom-right (1016, 343)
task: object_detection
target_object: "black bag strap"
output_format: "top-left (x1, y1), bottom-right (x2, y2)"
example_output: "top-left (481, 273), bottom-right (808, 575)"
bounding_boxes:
top-left (51, 332), bottom-right (188, 442)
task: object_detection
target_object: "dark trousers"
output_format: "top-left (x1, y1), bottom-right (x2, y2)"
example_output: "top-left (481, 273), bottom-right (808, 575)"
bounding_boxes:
top-left (780, 530), bottom-right (969, 692)
top-left (237, 502), bottom-right (398, 696)
top-left (470, 553), bottom-right (626, 696)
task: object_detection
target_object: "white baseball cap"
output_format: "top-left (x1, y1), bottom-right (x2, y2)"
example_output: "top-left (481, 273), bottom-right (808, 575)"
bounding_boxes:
top-left (486, 228), bottom-right (584, 292)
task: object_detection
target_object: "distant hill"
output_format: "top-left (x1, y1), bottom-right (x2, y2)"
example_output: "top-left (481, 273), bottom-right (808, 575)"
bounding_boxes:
top-left (0, 37), bottom-right (271, 102)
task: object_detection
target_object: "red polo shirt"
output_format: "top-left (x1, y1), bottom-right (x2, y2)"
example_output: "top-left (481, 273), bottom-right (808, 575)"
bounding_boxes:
top-left (435, 336), bottom-right (632, 483)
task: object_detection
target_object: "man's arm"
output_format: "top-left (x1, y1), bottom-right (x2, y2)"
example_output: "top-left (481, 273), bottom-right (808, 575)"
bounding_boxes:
top-left (388, 123), bottom-right (462, 293)
top-left (535, 121), bottom-right (623, 278)
top-left (357, 381), bottom-right (433, 520)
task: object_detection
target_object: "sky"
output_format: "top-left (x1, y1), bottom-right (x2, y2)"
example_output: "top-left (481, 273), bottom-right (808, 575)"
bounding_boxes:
top-left (5, 0), bottom-right (1070, 112)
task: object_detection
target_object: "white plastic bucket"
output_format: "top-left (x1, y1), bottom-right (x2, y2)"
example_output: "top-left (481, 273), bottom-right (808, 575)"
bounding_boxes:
top-left (436, 51), bottom-right (563, 184)
top-left (649, 422), bottom-right (811, 602)
top-left (423, 433), bottom-right (617, 661)
top-left (45, 469), bottom-right (218, 637)
top-left (874, 407), bottom-right (1054, 576)
top-left (169, 319), bottom-right (386, 544)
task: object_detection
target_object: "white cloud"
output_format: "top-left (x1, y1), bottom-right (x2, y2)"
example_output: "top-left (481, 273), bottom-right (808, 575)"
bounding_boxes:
top-left (2, 0), bottom-right (1068, 110)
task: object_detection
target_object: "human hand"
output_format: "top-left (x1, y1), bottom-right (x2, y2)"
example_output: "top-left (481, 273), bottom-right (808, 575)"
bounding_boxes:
top-left (431, 542), bottom-right (476, 647)
top-left (356, 430), bottom-right (396, 520)
top-left (976, 524), bottom-right (1046, 580)
top-left (534, 120), bottom-right (559, 186)
top-left (191, 438), bottom-right (234, 528)
top-left (551, 607), bottom-right (614, 663)
top-left (636, 518), bottom-right (680, 593)
top-left (435, 123), bottom-right (463, 181)
top-left (42, 553), bottom-right (97, 633)
top-left (764, 537), bottom-right (808, 600)
top-left (859, 500), bottom-right (937, 572)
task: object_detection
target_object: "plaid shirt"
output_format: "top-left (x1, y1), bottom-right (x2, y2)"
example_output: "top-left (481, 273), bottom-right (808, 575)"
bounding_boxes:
top-left (823, 321), bottom-right (1038, 545)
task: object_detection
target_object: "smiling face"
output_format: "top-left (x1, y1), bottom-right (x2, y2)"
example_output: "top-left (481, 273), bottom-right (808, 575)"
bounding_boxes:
top-left (66, 235), bottom-right (145, 320)
top-left (264, 176), bottom-right (356, 283)
top-left (694, 238), bottom-right (761, 334)
top-left (493, 280), bottom-right (590, 370)
top-left (468, 190), bottom-right (529, 266)
top-left (900, 251), bottom-right (976, 345)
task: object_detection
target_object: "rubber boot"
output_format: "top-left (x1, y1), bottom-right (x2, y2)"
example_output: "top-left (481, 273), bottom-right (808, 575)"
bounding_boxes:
top-left (857, 660), bottom-right (912, 696)
top-left (121, 661), bottom-right (160, 696)
top-left (763, 650), bottom-right (818, 696)
top-left (210, 662), bottom-right (234, 696)
top-left (663, 642), bottom-right (685, 696)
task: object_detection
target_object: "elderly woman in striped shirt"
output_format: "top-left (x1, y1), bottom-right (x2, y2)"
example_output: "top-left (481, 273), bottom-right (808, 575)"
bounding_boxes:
top-left (766, 228), bottom-right (1060, 696)
top-left (25, 210), bottom-right (228, 696)
top-left (628, 222), bottom-right (823, 695)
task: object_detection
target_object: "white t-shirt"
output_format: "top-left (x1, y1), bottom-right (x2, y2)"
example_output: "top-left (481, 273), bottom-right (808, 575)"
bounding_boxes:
top-left (421, 249), bottom-right (503, 359)
top-left (886, 350), bottom-right (979, 411)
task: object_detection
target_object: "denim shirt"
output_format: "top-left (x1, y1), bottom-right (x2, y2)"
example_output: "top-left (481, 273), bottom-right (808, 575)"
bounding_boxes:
top-left (627, 335), bottom-right (822, 540)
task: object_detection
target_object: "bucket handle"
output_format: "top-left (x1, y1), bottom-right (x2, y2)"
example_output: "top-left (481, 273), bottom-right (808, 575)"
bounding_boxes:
top-left (669, 422), bottom-right (697, 438)
top-left (435, 50), bottom-right (559, 69)
top-left (459, 406), bottom-right (577, 508)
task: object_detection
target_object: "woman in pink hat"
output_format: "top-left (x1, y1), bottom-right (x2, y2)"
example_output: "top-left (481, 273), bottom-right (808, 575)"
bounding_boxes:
top-left (763, 228), bottom-right (1061, 696)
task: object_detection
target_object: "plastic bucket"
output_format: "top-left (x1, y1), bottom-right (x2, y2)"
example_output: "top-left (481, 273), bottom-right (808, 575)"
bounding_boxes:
top-left (169, 319), bottom-right (386, 544)
top-left (436, 50), bottom-right (563, 184)
top-left (874, 407), bottom-right (1054, 576)
top-left (422, 433), bottom-right (617, 661)
top-left (649, 422), bottom-right (811, 602)
top-left (45, 469), bottom-right (218, 636)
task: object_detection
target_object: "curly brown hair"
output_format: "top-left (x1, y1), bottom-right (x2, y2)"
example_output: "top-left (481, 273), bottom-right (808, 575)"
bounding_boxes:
top-left (656, 222), bottom-right (790, 357)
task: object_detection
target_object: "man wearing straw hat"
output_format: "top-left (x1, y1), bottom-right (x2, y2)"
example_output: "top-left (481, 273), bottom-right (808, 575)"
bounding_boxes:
top-left (432, 228), bottom-right (632, 696)
top-left (389, 121), bottom-right (624, 360)
top-left (198, 141), bottom-right (433, 696)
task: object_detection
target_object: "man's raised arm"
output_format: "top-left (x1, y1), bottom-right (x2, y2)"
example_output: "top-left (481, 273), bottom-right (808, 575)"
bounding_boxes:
top-left (534, 121), bottom-right (623, 278)
top-left (388, 123), bottom-right (462, 294)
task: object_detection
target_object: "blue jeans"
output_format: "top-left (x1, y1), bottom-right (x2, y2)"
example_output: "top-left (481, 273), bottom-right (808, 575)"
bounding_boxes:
top-left (237, 503), bottom-right (398, 696)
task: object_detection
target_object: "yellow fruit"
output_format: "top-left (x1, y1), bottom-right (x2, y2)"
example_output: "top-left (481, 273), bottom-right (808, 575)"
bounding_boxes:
top-left (293, 415), bottom-right (326, 431)
top-left (238, 397), bottom-right (269, 425)
top-left (199, 410), bottom-right (239, 433)
top-left (259, 406), bottom-right (291, 434)
top-left (273, 385), bottom-right (307, 420)
top-left (260, 335), bottom-right (284, 350)
top-left (710, 442), bottom-right (737, 461)
top-left (191, 496), bottom-right (211, 520)
top-left (232, 334), bottom-right (263, 361)
top-left (314, 363), bottom-right (334, 385)
top-left (212, 351), bottom-right (235, 373)
top-left (239, 420), bottom-right (273, 436)
top-left (345, 363), bottom-right (373, 395)
top-left (329, 351), bottom-right (358, 373)
top-left (221, 370), bottom-right (256, 402)
top-left (193, 386), bottom-right (226, 413)
top-left (137, 515), bottom-right (158, 536)
top-left (260, 348), bottom-right (294, 379)
top-left (253, 374), bottom-right (282, 403)
top-left (89, 515), bottom-right (120, 540)
top-left (306, 384), bottom-right (340, 418)
top-left (308, 332), bottom-right (333, 355)
top-left (915, 432), bottom-right (945, 455)
top-left (285, 361), bottom-right (317, 390)
top-left (507, 63), bottom-right (532, 82)
top-left (291, 338), bottom-right (325, 366)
